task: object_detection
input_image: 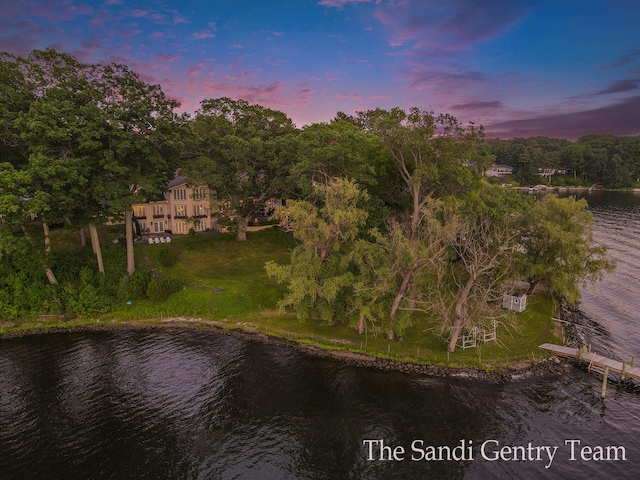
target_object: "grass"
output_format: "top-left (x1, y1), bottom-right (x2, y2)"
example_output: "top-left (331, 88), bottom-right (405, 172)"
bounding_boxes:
top-left (3, 224), bottom-right (560, 369)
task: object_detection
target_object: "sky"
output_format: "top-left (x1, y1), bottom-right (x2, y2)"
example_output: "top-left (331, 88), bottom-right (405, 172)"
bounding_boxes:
top-left (1, 0), bottom-right (640, 140)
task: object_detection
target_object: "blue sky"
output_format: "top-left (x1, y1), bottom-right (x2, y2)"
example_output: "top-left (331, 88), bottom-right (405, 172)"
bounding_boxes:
top-left (2, 0), bottom-right (639, 139)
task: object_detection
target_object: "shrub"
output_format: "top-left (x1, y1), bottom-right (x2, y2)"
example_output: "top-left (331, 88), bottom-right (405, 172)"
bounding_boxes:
top-left (146, 277), bottom-right (182, 303)
top-left (157, 248), bottom-right (178, 268)
top-left (69, 284), bottom-right (111, 317)
top-left (117, 267), bottom-right (153, 301)
top-left (52, 248), bottom-right (96, 283)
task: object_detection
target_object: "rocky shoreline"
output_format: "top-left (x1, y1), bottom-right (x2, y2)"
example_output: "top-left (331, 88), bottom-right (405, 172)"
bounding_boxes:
top-left (1, 316), bottom-right (573, 383)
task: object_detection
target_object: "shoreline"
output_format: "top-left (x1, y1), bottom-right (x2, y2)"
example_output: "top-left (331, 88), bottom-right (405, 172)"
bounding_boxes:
top-left (0, 316), bottom-right (572, 383)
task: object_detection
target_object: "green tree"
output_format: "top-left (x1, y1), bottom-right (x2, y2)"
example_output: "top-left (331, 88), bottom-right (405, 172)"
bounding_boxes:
top-left (292, 120), bottom-right (378, 193)
top-left (517, 195), bottom-right (614, 305)
top-left (266, 178), bottom-right (368, 323)
top-left (350, 205), bottom-right (454, 340)
top-left (359, 107), bottom-right (480, 240)
top-left (95, 62), bottom-right (184, 274)
top-left (185, 97), bottom-right (297, 241)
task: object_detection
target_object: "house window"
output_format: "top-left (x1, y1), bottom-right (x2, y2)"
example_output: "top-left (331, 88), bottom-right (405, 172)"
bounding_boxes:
top-left (174, 205), bottom-right (187, 217)
top-left (193, 188), bottom-right (207, 200)
top-left (133, 206), bottom-right (145, 217)
top-left (139, 221), bottom-right (146, 233)
top-left (154, 221), bottom-right (164, 233)
top-left (173, 189), bottom-right (187, 200)
top-left (153, 205), bottom-right (164, 216)
top-left (194, 204), bottom-right (206, 216)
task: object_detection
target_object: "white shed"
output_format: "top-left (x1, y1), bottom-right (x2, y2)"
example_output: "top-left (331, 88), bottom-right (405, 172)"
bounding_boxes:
top-left (502, 292), bottom-right (527, 312)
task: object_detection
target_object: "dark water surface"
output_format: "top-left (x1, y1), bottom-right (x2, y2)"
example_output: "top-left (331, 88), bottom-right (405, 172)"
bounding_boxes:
top-left (1, 192), bottom-right (639, 479)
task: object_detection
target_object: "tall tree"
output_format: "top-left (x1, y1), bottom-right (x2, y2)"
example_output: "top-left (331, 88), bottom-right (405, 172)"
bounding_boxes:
top-left (266, 178), bottom-right (368, 323)
top-left (184, 97), bottom-right (297, 241)
top-left (517, 195), bottom-right (614, 305)
top-left (359, 107), bottom-right (480, 240)
top-left (431, 215), bottom-right (519, 352)
top-left (94, 62), bottom-right (184, 274)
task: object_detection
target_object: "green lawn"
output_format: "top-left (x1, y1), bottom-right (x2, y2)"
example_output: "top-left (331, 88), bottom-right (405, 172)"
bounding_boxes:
top-left (114, 227), bottom-right (558, 368)
top-left (6, 224), bottom-right (560, 369)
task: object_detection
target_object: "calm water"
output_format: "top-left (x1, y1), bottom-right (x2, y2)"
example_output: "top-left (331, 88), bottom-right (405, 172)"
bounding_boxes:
top-left (1, 192), bottom-right (639, 479)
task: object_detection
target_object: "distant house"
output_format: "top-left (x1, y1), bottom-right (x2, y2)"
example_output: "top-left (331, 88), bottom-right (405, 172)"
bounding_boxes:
top-left (486, 164), bottom-right (514, 177)
top-left (132, 175), bottom-right (214, 235)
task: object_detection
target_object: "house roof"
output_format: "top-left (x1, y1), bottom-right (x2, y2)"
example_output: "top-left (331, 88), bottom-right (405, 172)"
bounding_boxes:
top-left (167, 175), bottom-right (187, 189)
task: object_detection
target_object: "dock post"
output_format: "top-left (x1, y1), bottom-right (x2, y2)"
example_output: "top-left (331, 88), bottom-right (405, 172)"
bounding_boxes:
top-left (588, 344), bottom-right (592, 353)
top-left (632, 357), bottom-right (636, 368)
top-left (601, 366), bottom-right (609, 399)
top-left (622, 362), bottom-right (627, 381)
top-left (578, 347), bottom-right (583, 363)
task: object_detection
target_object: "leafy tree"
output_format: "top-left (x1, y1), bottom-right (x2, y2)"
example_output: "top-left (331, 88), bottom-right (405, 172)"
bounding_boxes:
top-left (292, 120), bottom-right (378, 193)
top-left (517, 195), bottom-right (614, 305)
top-left (185, 97), bottom-right (297, 241)
top-left (427, 213), bottom-right (519, 352)
top-left (94, 62), bottom-right (184, 274)
top-left (266, 178), bottom-right (368, 323)
top-left (350, 206), bottom-right (454, 340)
top-left (359, 107), bottom-right (480, 240)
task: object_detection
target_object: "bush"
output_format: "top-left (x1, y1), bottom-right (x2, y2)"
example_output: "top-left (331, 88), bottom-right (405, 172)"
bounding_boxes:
top-left (157, 248), bottom-right (178, 268)
top-left (117, 267), bottom-right (153, 301)
top-left (146, 277), bottom-right (182, 303)
top-left (69, 284), bottom-right (111, 317)
top-left (52, 248), bottom-right (96, 283)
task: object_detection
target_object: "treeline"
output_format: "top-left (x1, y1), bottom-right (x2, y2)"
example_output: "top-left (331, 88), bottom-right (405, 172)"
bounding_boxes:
top-left (0, 50), bottom-right (617, 349)
top-left (486, 135), bottom-right (640, 187)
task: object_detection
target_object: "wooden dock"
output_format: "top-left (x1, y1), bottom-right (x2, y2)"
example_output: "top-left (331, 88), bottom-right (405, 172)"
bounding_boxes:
top-left (539, 343), bottom-right (640, 398)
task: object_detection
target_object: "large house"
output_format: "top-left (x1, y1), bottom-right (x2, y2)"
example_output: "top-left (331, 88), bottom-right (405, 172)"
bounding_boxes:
top-left (485, 164), bottom-right (514, 177)
top-left (132, 176), bottom-right (214, 235)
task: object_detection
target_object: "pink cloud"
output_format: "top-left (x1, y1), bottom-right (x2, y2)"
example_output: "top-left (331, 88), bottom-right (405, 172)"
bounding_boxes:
top-left (185, 62), bottom-right (206, 78)
top-left (193, 30), bottom-right (215, 40)
top-left (374, 0), bottom-right (530, 50)
top-left (156, 53), bottom-right (180, 63)
top-left (318, 0), bottom-right (373, 7)
top-left (485, 96), bottom-right (640, 140)
top-left (336, 93), bottom-right (350, 99)
top-left (371, 94), bottom-right (389, 99)
top-left (129, 9), bottom-right (148, 18)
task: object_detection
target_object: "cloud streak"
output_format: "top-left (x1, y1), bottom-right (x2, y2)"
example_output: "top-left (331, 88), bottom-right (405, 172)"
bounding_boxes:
top-left (485, 96), bottom-right (640, 140)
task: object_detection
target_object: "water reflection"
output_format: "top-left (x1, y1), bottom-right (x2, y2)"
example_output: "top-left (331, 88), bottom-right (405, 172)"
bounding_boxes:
top-left (1, 329), bottom-right (639, 479)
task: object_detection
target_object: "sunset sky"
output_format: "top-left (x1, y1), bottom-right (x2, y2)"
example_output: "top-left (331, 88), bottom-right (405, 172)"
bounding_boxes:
top-left (2, 0), bottom-right (640, 139)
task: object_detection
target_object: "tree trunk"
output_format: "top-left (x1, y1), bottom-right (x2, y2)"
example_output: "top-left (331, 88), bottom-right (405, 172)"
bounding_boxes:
top-left (236, 216), bottom-right (248, 241)
top-left (125, 209), bottom-right (135, 275)
top-left (22, 225), bottom-right (58, 285)
top-left (89, 223), bottom-right (105, 274)
top-left (446, 317), bottom-right (463, 353)
top-left (79, 228), bottom-right (86, 247)
top-left (44, 268), bottom-right (58, 285)
top-left (43, 222), bottom-right (51, 253)
top-left (446, 276), bottom-right (475, 352)
top-left (357, 314), bottom-right (365, 334)
top-left (388, 268), bottom-right (416, 340)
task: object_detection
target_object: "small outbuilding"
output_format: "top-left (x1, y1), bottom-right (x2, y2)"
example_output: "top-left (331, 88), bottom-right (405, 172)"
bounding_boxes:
top-left (502, 292), bottom-right (527, 312)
